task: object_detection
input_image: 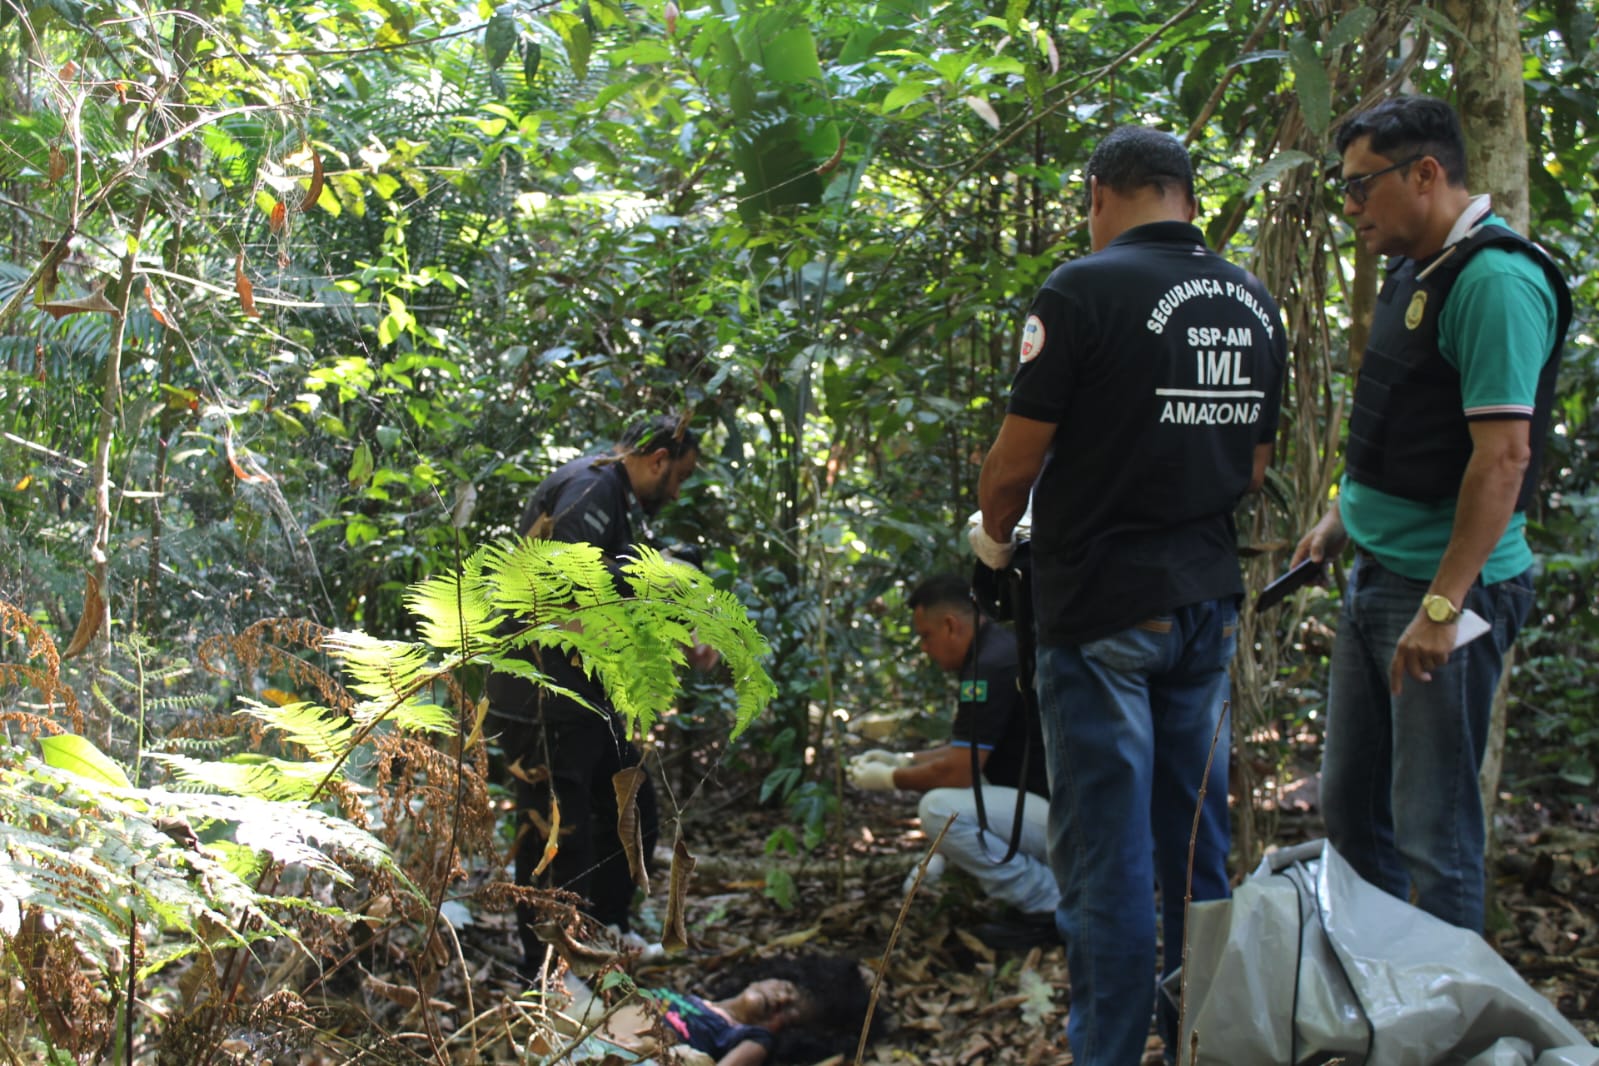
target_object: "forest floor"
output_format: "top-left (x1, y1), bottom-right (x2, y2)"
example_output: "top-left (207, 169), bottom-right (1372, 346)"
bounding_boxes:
top-left (422, 754), bottom-right (1599, 1066)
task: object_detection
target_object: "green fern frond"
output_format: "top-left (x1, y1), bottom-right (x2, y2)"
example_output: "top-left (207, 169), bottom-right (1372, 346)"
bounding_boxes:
top-left (233, 699), bottom-right (355, 761)
top-left (352, 696), bottom-right (457, 736)
top-left (320, 630), bottom-right (441, 707)
top-left (482, 537), bottom-right (615, 618)
top-left (0, 747), bottom-right (415, 979)
top-left (154, 733), bottom-right (240, 757)
top-left (435, 539), bottom-right (779, 739)
top-left (405, 549), bottom-right (505, 651)
top-left (150, 751), bottom-right (336, 802)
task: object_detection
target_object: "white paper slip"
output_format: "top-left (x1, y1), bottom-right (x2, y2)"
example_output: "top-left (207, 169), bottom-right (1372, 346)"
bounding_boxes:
top-left (1453, 608), bottom-right (1490, 650)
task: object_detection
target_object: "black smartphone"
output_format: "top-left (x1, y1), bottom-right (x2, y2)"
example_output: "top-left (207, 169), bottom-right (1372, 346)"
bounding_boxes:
top-left (1255, 557), bottom-right (1327, 612)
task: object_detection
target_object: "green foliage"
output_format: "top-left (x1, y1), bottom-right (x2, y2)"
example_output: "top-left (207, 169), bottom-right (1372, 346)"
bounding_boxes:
top-left (1, 738), bottom-right (415, 978)
top-left (411, 539), bottom-right (778, 738)
top-left (2, 4), bottom-right (1598, 1053)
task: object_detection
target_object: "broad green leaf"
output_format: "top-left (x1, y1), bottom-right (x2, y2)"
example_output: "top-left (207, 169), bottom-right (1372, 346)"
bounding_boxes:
top-left (550, 12), bottom-right (591, 80)
top-left (1325, 6), bottom-right (1376, 51)
top-left (349, 440), bottom-right (373, 485)
top-left (484, 11), bottom-right (516, 70)
top-left (758, 22), bottom-right (823, 84)
top-left (883, 80), bottom-right (930, 112)
top-left (524, 40), bottom-right (542, 83)
top-left (1246, 149), bottom-right (1315, 197)
top-left (1288, 35), bottom-right (1330, 137)
top-left (38, 734), bottom-right (132, 788)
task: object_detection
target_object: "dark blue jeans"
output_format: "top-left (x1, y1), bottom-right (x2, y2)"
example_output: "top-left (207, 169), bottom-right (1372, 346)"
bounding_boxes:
top-left (1321, 553), bottom-right (1533, 932)
top-left (1036, 598), bottom-right (1236, 1066)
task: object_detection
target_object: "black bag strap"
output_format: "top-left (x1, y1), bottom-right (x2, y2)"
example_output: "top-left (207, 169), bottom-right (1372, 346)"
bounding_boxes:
top-left (966, 555), bottom-right (1036, 865)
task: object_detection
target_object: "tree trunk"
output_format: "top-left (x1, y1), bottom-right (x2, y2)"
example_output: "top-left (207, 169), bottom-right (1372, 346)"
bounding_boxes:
top-left (1444, 0), bottom-right (1531, 233)
top-left (1442, 0), bottom-right (1529, 857)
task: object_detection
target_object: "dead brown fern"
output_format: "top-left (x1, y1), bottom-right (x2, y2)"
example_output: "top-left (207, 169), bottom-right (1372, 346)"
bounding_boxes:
top-left (1, 910), bottom-right (116, 1061)
top-left (196, 617), bottom-right (354, 717)
top-left (373, 732), bottom-right (496, 899)
top-left (0, 600), bottom-right (83, 732)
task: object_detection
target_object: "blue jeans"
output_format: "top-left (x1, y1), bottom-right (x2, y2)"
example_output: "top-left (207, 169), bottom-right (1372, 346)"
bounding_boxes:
top-left (1036, 599), bottom-right (1236, 1066)
top-left (1321, 554), bottom-right (1533, 932)
top-left (919, 785), bottom-right (1059, 915)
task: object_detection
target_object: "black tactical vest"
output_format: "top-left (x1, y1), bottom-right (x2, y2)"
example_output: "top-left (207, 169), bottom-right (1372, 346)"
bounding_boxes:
top-left (1346, 225), bottom-right (1571, 510)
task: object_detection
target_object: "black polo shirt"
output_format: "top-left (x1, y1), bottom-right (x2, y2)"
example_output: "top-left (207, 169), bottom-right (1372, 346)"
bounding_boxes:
top-left (491, 454), bottom-right (643, 724)
top-left (1007, 221), bottom-right (1286, 644)
top-left (951, 623), bottom-right (1047, 798)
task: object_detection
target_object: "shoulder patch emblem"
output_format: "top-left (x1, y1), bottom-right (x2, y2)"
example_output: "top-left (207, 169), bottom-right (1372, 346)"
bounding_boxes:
top-left (959, 680), bottom-right (989, 703)
top-left (1405, 290), bottom-right (1427, 330)
top-left (1018, 314), bottom-right (1045, 362)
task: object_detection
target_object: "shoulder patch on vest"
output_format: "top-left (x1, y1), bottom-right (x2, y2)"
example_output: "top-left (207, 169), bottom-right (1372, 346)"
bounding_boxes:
top-left (959, 680), bottom-right (989, 702)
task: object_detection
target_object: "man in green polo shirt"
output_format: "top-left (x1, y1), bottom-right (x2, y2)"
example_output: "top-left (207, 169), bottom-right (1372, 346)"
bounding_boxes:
top-left (1293, 95), bottom-right (1571, 932)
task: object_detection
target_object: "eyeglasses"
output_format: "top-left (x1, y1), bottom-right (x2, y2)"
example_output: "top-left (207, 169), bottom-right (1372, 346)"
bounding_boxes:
top-left (1335, 155), bottom-right (1422, 205)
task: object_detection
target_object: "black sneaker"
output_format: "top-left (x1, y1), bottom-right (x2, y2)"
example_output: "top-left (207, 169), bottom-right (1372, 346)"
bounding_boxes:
top-left (972, 911), bottom-right (1059, 952)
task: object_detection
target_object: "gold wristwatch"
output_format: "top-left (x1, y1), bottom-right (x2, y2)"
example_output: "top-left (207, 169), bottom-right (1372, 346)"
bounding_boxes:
top-left (1422, 593), bottom-right (1462, 624)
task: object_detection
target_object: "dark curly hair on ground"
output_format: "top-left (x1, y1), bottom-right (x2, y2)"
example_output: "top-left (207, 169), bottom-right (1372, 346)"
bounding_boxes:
top-left (700, 951), bottom-right (884, 1063)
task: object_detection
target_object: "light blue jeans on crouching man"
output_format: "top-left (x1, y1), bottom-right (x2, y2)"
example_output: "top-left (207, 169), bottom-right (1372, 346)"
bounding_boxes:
top-left (918, 783), bottom-right (1059, 916)
top-left (1036, 598), bottom-right (1236, 1066)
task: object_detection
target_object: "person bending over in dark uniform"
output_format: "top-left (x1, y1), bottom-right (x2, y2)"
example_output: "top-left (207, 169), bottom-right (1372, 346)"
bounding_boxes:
top-left (489, 414), bottom-right (713, 970)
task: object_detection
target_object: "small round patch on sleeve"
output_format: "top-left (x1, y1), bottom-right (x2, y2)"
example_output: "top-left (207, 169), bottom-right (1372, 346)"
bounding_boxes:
top-left (1018, 314), bottom-right (1045, 362)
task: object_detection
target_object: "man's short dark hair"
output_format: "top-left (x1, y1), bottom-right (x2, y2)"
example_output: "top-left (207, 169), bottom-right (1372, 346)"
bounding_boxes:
top-left (1085, 126), bottom-right (1195, 201)
top-left (1334, 94), bottom-right (1468, 187)
top-left (908, 573), bottom-right (977, 618)
top-left (619, 414), bottom-right (699, 460)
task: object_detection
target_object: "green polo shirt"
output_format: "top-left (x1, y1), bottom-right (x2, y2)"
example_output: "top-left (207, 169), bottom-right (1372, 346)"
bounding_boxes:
top-left (1340, 219), bottom-right (1560, 584)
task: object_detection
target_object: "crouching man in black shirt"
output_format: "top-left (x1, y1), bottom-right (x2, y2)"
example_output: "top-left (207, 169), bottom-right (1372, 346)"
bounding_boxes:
top-left (846, 574), bottom-right (1057, 951)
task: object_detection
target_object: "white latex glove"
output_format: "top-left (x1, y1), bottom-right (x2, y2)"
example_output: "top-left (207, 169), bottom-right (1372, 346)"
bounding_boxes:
top-left (847, 759), bottom-right (900, 791)
top-left (850, 749), bottom-right (904, 769)
top-left (968, 522), bottom-right (1016, 570)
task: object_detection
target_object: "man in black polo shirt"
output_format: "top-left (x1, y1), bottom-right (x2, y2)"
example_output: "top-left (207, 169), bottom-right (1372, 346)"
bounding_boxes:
top-left (489, 415), bottom-right (706, 971)
top-left (846, 574), bottom-right (1057, 950)
top-left (972, 127), bottom-right (1286, 1064)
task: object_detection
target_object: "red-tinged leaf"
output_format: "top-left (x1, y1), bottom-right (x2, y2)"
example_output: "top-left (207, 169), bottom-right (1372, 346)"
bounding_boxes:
top-left (223, 425), bottom-right (272, 484)
top-left (58, 61), bottom-right (77, 81)
top-left (531, 793), bottom-right (561, 878)
top-left (268, 200), bottom-right (287, 233)
top-left (664, 0), bottom-right (678, 35)
top-left (299, 146), bottom-right (325, 212)
top-left (815, 135), bottom-right (846, 176)
top-left (144, 283), bottom-right (170, 326)
top-left (235, 254), bottom-right (259, 317)
top-left (1046, 33), bottom-right (1060, 75)
top-left (41, 289), bottom-right (118, 321)
top-left (48, 146), bottom-right (67, 183)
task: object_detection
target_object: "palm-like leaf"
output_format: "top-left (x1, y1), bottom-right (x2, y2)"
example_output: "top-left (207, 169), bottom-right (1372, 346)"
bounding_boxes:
top-left (1, 746), bottom-right (417, 979)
